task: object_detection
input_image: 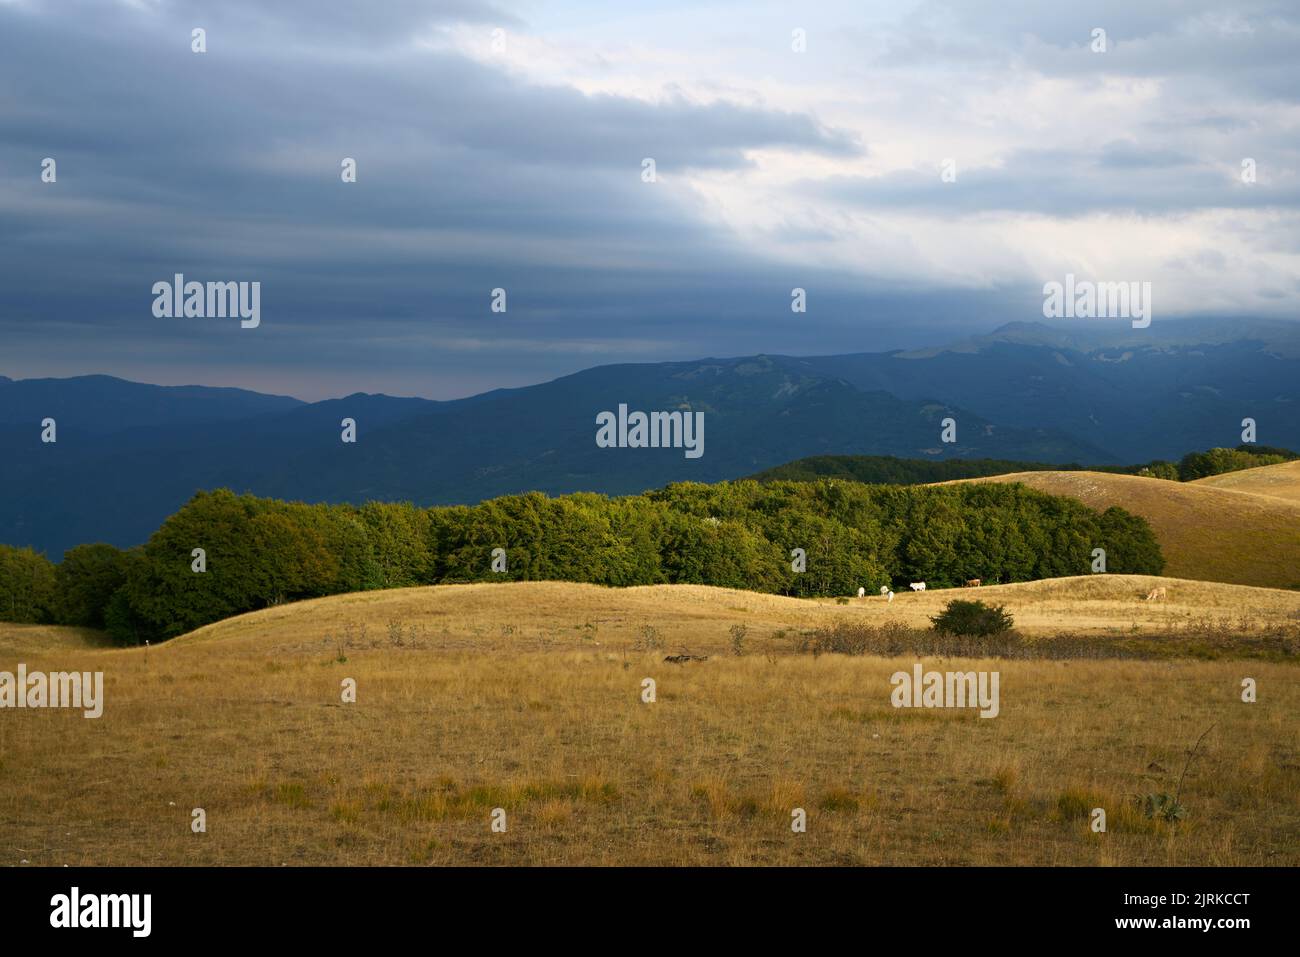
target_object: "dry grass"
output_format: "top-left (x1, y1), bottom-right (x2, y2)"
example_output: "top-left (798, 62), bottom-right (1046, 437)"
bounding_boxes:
top-left (944, 470), bottom-right (1300, 590)
top-left (0, 623), bottom-right (113, 655)
top-left (1191, 459), bottom-right (1300, 504)
top-left (1, 580), bottom-right (1296, 866)
top-left (157, 576), bottom-right (1300, 653)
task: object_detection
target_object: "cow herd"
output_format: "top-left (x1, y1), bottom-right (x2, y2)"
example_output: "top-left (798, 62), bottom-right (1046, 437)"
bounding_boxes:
top-left (850, 580), bottom-right (1170, 602)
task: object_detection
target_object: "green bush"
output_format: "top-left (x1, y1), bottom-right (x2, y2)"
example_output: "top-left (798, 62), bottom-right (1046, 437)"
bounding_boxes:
top-left (930, 599), bottom-right (1015, 637)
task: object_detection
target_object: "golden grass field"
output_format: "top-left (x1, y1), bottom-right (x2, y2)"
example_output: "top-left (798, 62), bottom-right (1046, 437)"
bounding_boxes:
top-left (947, 468), bottom-right (1300, 590)
top-left (2, 577), bottom-right (1297, 866)
top-left (1191, 459), bottom-right (1300, 504)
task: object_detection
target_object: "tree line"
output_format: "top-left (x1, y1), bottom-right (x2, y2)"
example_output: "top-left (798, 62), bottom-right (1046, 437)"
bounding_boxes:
top-left (1145, 445), bottom-right (1297, 481)
top-left (0, 479), bottom-right (1163, 644)
top-left (753, 445), bottom-right (1296, 485)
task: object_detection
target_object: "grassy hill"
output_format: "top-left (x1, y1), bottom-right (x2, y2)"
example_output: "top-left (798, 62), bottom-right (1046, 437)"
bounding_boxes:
top-left (161, 576), bottom-right (1300, 652)
top-left (1190, 459), bottom-right (1300, 504)
top-left (7, 574), bottom-right (1289, 659)
top-left (944, 471), bottom-right (1300, 590)
top-left (3, 578), bottom-right (1296, 867)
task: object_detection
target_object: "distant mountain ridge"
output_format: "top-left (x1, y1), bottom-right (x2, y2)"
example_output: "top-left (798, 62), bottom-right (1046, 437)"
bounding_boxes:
top-left (0, 374), bottom-right (304, 431)
top-left (3, 318), bottom-right (1297, 557)
top-left (795, 318), bottom-right (1300, 461)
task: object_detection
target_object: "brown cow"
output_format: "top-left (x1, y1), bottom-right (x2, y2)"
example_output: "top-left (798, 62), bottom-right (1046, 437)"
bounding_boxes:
top-left (1144, 586), bottom-right (1167, 601)
top-left (964, 578), bottom-right (981, 587)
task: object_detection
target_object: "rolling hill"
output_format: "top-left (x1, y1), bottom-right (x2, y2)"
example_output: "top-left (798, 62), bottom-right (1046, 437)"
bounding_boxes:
top-left (7, 574), bottom-right (1295, 659)
top-left (1190, 459), bottom-right (1300, 504)
top-left (5, 577), bottom-right (1295, 866)
top-left (945, 471), bottom-right (1300, 590)
top-left (169, 575), bottom-right (1300, 650)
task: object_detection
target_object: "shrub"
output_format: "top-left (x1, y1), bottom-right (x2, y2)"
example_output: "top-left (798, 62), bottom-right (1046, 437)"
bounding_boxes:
top-left (634, 624), bottom-right (663, 651)
top-left (729, 623), bottom-right (748, 656)
top-left (930, 599), bottom-right (1014, 637)
top-left (800, 621), bottom-right (875, 656)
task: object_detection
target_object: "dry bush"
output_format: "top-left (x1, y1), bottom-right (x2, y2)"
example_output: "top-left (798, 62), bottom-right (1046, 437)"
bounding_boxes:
top-left (796, 619), bottom-right (1300, 661)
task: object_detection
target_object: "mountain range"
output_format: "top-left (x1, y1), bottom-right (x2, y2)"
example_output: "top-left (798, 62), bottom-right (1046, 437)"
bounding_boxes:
top-left (4, 317), bottom-right (1297, 558)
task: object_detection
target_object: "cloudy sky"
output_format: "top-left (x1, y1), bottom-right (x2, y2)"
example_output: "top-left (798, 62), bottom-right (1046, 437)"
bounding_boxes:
top-left (2, 0), bottom-right (1298, 399)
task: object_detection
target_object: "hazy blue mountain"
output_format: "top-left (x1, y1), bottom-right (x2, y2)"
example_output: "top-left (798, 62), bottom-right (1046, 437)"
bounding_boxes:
top-left (243, 355), bottom-right (1111, 505)
top-left (3, 319), bottom-right (1296, 557)
top-left (798, 318), bottom-right (1300, 462)
top-left (0, 374), bottom-right (304, 431)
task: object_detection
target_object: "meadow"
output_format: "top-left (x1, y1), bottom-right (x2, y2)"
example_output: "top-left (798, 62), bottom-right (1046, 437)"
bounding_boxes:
top-left (2, 577), bottom-right (1296, 866)
top-left (950, 464), bottom-right (1300, 590)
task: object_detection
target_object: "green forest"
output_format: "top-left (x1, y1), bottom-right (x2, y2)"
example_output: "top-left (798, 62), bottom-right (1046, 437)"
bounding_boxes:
top-left (0, 478), bottom-right (1163, 644)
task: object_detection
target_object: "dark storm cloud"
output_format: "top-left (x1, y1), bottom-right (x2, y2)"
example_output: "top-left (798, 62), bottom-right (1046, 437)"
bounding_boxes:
top-left (0, 0), bottom-right (865, 396)
top-left (1, 0), bottom-right (1297, 398)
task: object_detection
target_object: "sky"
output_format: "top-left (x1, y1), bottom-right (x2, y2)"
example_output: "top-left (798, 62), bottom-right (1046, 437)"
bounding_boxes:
top-left (1, 0), bottom-right (1298, 400)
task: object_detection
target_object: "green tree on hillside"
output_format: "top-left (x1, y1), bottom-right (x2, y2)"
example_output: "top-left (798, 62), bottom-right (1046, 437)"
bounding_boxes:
top-left (0, 544), bottom-right (57, 623)
top-left (1095, 506), bottom-right (1165, 575)
top-left (55, 543), bottom-right (130, 628)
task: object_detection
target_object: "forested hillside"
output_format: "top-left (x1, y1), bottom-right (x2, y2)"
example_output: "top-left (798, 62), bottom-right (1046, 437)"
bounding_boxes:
top-left (0, 480), bottom-right (1162, 643)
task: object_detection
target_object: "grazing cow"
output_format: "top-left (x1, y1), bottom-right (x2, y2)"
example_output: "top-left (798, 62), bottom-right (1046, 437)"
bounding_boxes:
top-left (964, 578), bottom-right (981, 587)
top-left (887, 590), bottom-right (894, 603)
top-left (909, 582), bottom-right (926, 592)
top-left (857, 587), bottom-right (866, 598)
top-left (1144, 586), bottom-right (1167, 601)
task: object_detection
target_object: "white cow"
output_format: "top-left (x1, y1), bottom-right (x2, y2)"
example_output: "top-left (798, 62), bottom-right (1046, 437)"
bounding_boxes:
top-left (887, 590), bottom-right (894, 602)
top-left (857, 587), bottom-right (865, 598)
top-left (879, 586), bottom-right (889, 596)
top-left (909, 582), bottom-right (926, 592)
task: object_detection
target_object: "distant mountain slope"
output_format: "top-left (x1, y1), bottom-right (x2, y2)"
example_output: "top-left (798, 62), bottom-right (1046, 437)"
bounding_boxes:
top-left (1, 355), bottom-right (1109, 557)
top-left (4, 318), bottom-right (1298, 558)
top-left (944, 471), bottom-right (1300, 590)
top-left (256, 356), bottom-right (1112, 502)
top-left (0, 374), bottom-right (303, 431)
top-left (1190, 460), bottom-right (1300, 504)
top-left (796, 318), bottom-right (1300, 462)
